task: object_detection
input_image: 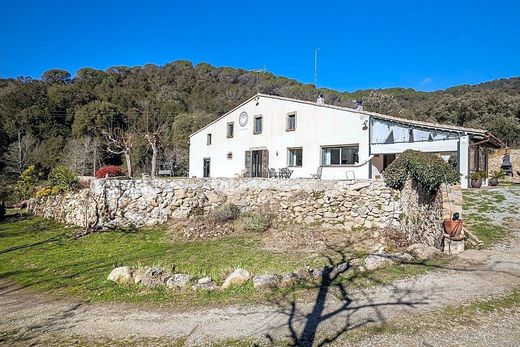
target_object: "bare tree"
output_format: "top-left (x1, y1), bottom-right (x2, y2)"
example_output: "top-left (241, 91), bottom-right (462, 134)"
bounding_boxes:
top-left (136, 112), bottom-right (168, 178)
top-left (2, 131), bottom-right (37, 175)
top-left (61, 136), bottom-right (94, 175)
top-left (103, 127), bottom-right (135, 177)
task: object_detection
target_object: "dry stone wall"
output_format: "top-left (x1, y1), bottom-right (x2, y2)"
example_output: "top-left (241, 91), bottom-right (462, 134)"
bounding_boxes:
top-left (29, 178), bottom-right (402, 230)
top-left (29, 177), bottom-right (461, 250)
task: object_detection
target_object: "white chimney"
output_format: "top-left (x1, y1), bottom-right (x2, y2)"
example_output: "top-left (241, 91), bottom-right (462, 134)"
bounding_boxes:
top-left (317, 94), bottom-right (325, 105)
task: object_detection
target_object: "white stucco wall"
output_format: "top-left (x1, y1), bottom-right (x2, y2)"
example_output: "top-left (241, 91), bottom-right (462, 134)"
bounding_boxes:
top-left (189, 95), bottom-right (371, 179)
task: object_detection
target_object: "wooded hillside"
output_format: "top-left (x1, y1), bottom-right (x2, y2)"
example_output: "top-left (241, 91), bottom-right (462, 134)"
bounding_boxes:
top-left (1, 60), bottom-right (519, 184)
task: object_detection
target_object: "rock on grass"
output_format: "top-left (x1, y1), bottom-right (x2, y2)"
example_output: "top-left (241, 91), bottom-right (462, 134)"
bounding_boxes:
top-left (222, 269), bottom-right (251, 289)
top-left (107, 266), bottom-right (133, 284)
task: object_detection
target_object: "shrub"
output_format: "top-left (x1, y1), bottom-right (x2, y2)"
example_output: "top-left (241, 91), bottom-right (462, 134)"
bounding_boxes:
top-left (384, 150), bottom-right (460, 194)
top-left (49, 165), bottom-right (79, 192)
top-left (95, 165), bottom-right (124, 179)
top-left (15, 165), bottom-right (42, 200)
top-left (242, 211), bottom-right (272, 232)
top-left (468, 171), bottom-right (487, 181)
top-left (211, 203), bottom-right (240, 223)
top-left (490, 169), bottom-right (506, 179)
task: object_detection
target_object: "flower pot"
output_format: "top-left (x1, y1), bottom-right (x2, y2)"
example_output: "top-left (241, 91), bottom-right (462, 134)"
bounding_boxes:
top-left (443, 219), bottom-right (463, 238)
top-left (489, 178), bottom-right (499, 186)
top-left (471, 179), bottom-right (482, 188)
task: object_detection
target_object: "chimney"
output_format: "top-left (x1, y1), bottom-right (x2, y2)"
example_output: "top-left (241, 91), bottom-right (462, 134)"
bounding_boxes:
top-left (352, 99), bottom-right (363, 111)
top-left (317, 94), bottom-right (325, 105)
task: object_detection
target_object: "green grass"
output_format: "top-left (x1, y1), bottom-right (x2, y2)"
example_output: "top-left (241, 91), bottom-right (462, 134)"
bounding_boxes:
top-left (0, 209), bottom-right (451, 309)
top-left (0, 209), bottom-right (321, 307)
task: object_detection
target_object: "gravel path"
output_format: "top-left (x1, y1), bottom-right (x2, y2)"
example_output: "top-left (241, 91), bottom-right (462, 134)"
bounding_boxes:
top-left (1, 188), bottom-right (519, 346)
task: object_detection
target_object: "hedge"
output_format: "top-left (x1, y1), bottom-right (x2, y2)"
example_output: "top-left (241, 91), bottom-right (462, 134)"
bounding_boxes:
top-left (384, 150), bottom-right (460, 194)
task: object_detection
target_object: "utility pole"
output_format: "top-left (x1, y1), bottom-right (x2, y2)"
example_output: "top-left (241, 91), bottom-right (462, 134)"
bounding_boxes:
top-left (314, 48), bottom-right (319, 87)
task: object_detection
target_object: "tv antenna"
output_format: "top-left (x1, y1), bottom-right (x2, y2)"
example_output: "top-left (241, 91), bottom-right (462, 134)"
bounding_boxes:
top-left (314, 48), bottom-right (319, 86)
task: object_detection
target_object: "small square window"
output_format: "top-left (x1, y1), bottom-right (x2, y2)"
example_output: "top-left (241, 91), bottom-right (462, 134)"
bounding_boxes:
top-left (207, 133), bottom-right (212, 145)
top-left (227, 152), bottom-right (233, 159)
top-left (288, 148), bottom-right (303, 167)
top-left (254, 115), bottom-right (263, 134)
top-left (286, 113), bottom-right (296, 131)
top-left (227, 122), bottom-right (234, 138)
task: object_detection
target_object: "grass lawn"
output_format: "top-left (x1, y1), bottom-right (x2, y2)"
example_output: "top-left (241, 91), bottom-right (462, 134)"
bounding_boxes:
top-left (0, 209), bottom-right (447, 308)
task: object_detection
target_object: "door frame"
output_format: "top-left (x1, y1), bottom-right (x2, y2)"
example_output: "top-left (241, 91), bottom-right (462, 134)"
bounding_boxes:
top-left (203, 157), bottom-right (210, 178)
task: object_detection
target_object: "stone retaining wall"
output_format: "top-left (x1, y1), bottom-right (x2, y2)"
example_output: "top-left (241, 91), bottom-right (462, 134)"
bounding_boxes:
top-left (29, 178), bottom-right (402, 230)
top-left (29, 177), bottom-right (462, 250)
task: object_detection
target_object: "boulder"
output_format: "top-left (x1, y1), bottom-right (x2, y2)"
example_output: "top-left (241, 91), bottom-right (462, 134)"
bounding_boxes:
top-left (222, 269), bottom-right (251, 289)
top-left (107, 266), bottom-right (133, 284)
top-left (253, 274), bottom-right (280, 290)
top-left (197, 276), bottom-right (212, 284)
top-left (192, 277), bottom-right (218, 291)
top-left (138, 267), bottom-right (170, 288)
top-left (166, 274), bottom-right (192, 289)
top-left (363, 254), bottom-right (395, 271)
top-left (280, 273), bottom-right (300, 288)
top-left (405, 244), bottom-right (441, 261)
top-left (330, 262), bottom-right (351, 278)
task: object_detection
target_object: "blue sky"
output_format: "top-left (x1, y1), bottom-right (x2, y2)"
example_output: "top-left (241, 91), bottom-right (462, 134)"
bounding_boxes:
top-left (0, 0), bottom-right (519, 92)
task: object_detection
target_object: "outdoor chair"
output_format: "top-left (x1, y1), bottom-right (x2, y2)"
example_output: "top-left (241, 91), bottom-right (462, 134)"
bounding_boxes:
top-left (268, 168), bottom-right (278, 178)
top-left (279, 168), bottom-right (293, 179)
top-left (311, 166), bottom-right (322, 179)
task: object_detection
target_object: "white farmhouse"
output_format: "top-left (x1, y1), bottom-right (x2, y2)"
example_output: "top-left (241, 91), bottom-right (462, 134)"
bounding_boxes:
top-left (189, 93), bottom-right (501, 188)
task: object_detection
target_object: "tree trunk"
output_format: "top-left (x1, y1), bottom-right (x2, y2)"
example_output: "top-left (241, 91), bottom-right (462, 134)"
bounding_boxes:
top-left (124, 150), bottom-right (133, 178)
top-left (150, 139), bottom-right (157, 178)
top-left (92, 137), bottom-right (98, 177)
top-left (17, 131), bottom-right (22, 175)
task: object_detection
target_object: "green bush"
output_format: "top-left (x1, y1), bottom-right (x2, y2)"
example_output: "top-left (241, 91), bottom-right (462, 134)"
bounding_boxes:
top-left (242, 211), bottom-right (272, 232)
top-left (384, 150), bottom-right (460, 194)
top-left (211, 203), bottom-right (240, 223)
top-left (48, 165), bottom-right (79, 192)
top-left (15, 165), bottom-right (42, 200)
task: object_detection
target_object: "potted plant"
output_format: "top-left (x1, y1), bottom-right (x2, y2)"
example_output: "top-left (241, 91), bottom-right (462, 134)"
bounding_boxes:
top-left (443, 212), bottom-right (463, 239)
top-left (468, 171), bottom-right (487, 188)
top-left (489, 170), bottom-right (506, 186)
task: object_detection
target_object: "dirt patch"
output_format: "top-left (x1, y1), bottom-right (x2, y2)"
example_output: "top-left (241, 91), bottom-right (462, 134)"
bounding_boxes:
top-left (167, 218), bottom-right (239, 241)
top-left (261, 225), bottom-right (409, 255)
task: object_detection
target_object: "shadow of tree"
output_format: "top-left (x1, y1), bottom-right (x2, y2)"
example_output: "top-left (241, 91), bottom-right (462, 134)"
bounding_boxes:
top-left (260, 242), bottom-right (520, 347)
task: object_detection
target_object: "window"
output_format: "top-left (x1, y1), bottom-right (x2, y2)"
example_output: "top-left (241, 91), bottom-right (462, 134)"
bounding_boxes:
top-left (321, 145), bottom-right (359, 166)
top-left (288, 148), bottom-right (303, 167)
top-left (286, 112), bottom-right (296, 131)
top-left (253, 115), bottom-right (263, 134)
top-left (227, 122), bottom-right (234, 138)
top-left (227, 152), bottom-right (233, 159)
top-left (207, 133), bottom-right (212, 145)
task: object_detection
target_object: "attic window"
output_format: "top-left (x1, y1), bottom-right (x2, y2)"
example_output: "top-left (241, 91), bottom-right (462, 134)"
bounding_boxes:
top-left (227, 152), bottom-right (233, 159)
top-left (286, 112), bottom-right (296, 131)
top-left (207, 133), bottom-right (212, 145)
top-left (253, 115), bottom-right (263, 134)
top-left (227, 122), bottom-right (234, 138)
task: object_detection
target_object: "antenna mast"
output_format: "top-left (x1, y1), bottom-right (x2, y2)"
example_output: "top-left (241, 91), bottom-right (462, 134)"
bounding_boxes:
top-left (314, 48), bottom-right (319, 86)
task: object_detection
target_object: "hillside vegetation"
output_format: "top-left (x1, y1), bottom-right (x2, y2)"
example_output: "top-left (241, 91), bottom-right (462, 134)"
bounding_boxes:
top-left (0, 61), bottom-right (519, 192)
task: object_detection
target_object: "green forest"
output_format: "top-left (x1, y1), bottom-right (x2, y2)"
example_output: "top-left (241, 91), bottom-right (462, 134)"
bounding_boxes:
top-left (1, 60), bottom-right (519, 197)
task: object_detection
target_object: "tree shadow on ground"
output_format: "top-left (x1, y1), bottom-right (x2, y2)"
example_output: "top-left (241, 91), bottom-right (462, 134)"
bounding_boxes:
top-left (261, 243), bottom-right (520, 347)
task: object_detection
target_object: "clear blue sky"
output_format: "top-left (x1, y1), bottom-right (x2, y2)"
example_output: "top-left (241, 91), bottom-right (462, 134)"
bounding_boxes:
top-left (1, 0), bottom-right (519, 92)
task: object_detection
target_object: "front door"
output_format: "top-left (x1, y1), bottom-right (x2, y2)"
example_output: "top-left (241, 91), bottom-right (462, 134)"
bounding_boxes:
top-left (251, 150), bottom-right (262, 177)
top-left (203, 158), bottom-right (210, 178)
top-left (245, 150), bottom-right (269, 177)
